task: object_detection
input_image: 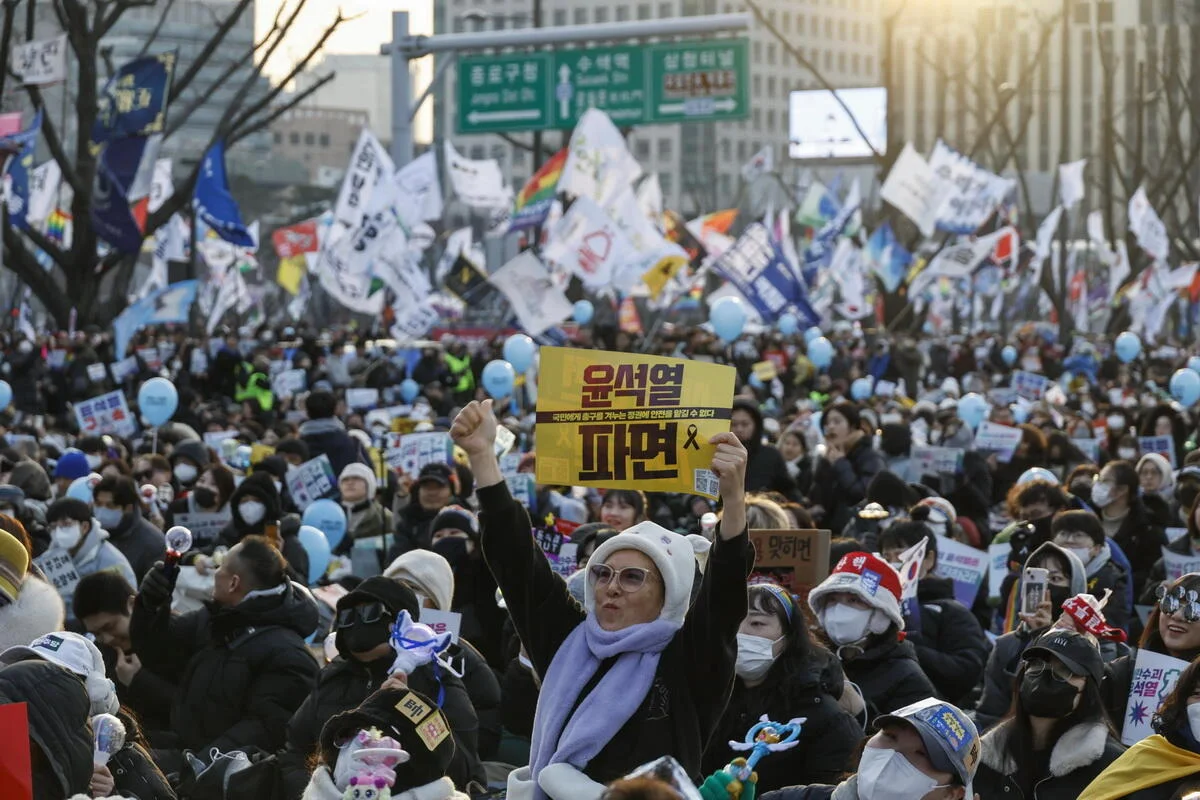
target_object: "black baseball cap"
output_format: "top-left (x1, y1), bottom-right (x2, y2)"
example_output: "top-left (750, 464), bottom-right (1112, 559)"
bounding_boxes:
top-left (417, 462), bottom-right (453, 487)
top-left (1022, 629), bottom-right (1103, 684)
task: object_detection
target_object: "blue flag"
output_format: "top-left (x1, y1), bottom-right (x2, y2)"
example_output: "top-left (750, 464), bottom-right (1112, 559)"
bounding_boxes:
top-left (0, 109), bottom-right (42, 231)
top-left (90, 53), bottom-right (175, 151)
top-left (92, 134), bottom-right (157, 253)
top-left (194, 140), bottom-right (254, 247)
top-left (864, 222), bottom-right (913, 294)
top-left (713, 223), bottom-right (820, 326)
top-left (112, 280), bottom-right (199, 358)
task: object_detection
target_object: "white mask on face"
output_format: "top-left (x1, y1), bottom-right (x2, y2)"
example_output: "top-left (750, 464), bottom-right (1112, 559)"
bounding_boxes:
top-left (51, 522), bottom-right (83, 550)
top-left (821, 602), bottom-right (874, 645)
top-left (1187, 704), bottom-right (1200, 742)
top-left (239, 500), bottom-right (266, 525)
top-left (1066, 546), bottom-right (1093, 567)
top-left (1117, 447), bottom-right (1138, 461)
top-left (174, 463), bottom-right (198, 484)
top-left (85, 454), bottom-right (102, 470)
top-left (735, 633), bottom-right (782, 682)
top-left (857, 747), bottom-right (948, 800)
top-left (1091, 482), bottom-right (1114, 508)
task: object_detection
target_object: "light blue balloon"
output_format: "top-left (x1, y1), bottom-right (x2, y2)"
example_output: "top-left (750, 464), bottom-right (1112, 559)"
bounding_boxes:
top-left (957, 392), bottom-right (988, 429)
top-left (709, 296), bottom-right (747, 342)
top-left (503, 334), bottom-right (536, 373)
top-left (1001, 345), bottom-right (1017, 366)
top-left (804, 327), bottom-right (823, 344)
top-left (137, 377), bottom-right (178, 427)
top-left (302, 498), bottom-right (348, 552)
top-left (808, 337), bottom-right (834, 370)
top-left (1018, 467), bottom-right (1059, 486)
top-left (572, 299), bottom-right (594, 325)
top-left (297, 524), bottom-right (331, 585)
top-left (0, 380), bottom-right (11, 409)
top-left (1171, 368), bottom-right (1200, 407)
top-left (748, 373), bottom-right (764, 389)
top-left (482, 359), bottom-right (516, 398)
top-left (1189, 356), bottom-right (1200, 374)
top-left (1011, 404), bottom-right (1029, 424)
top-left (851, 377), bottom-right (873, 401)
top-left (67, 474), bottom-right (99, 503)
top-left (778, 313), bottom-right (800, 336)
top-left (399, 378), bottom-right (420, 403)
top-left (1115, 331), bottom-right (1141, 363)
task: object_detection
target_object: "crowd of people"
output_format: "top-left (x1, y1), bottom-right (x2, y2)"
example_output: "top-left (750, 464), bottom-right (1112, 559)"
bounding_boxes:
top-left (6, 320), bottom-right (1200, 799)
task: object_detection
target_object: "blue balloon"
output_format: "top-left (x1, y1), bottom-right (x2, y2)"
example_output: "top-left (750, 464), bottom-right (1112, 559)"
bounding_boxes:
top-left (1171, 368), bottom-right (1200, 407)
top-left (297, 524), bottom-right (332, 585)
top-left (957, 393), bottom-right (988, 429)
top-left (851, 377), bottom-right (873, 401)
top-left (0, 380), bottom-right (11, 409)
top-left (482, 359), bottom-right (516, 399)
top-left (138, 377), bottom-right (179, 427)
top-left (778, 313), bottom-right (800, 336)
top-left (709, 296), bottom-right (747, 342)
top-left (399, 378), bottom-right (420, 403)
top-left (1011, 403), bottom-right (1029, 424)
top-left (302, 498), bottom-right (348, 552)
top-left (572, 300), bottom-right (594, 325)
top-left (503, 334), bottom-right (536, 373)
top-left (748, 373), bottom-right (764, 389)
top-left (1189, 356), bottom-right (1200, 374)
top-left (1001, 345), bottom-right (1018, 367)
top-left (67, 473), bottom-right (100, 503)
top-left (1115, 331), bottom-right (1141, 363)
top-left (804, 327), bottom-right (823, 344)
top-left (808, 337), bottom-right (834, 370)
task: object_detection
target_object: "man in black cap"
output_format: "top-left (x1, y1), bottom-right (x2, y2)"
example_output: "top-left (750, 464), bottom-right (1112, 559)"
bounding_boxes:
top-left (279, 576), bottom-right (482, 798)
top-left (391, 463), bottom-right (460, 557)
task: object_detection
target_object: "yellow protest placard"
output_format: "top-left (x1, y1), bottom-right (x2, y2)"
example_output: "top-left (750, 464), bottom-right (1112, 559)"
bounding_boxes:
top-left (752, 360), bottom-right (778, 382)
top-left (535, 347), bottom-right (736, 498)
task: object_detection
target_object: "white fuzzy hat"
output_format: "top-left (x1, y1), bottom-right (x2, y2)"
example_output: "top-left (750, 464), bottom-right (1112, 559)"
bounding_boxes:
top-left (808, 551), bottom-right (905, 632)
top-left (339, 462), bottom-right (377, 501)
top-left (586, 521), bottom-right (711, 625)
top-left (384, 549), bottom-right (455, 613)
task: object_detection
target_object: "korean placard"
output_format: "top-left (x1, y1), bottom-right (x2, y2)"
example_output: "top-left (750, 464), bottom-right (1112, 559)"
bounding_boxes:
top-left (935, 535), bottom-right (988, 606)
top-left (1012, 371), bottom-right (1048, 401)
top-left (1122, 649), bottom-right (1188, 745)
top-left (74, 390), bottom-right (137, 438)
top-left (286, 454), bottom-right (337, 511)
top-left (383, 432), bottom-right (453, 476)
top-left (535, 348), bottom-right (735, 498)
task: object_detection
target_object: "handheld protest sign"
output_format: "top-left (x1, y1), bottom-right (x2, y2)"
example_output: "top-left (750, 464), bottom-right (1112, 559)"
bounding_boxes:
top-left (748, 529), bottom-right (832, 599)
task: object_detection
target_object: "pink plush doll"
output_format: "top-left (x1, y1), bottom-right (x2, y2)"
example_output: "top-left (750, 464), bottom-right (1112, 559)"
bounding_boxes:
top-left (337, 727), bottom-right (408, 800)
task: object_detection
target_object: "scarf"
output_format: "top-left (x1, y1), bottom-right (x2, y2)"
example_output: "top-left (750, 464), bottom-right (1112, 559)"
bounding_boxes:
top-left (1078, 734), bottom-right (1200, 800)
top-left (528, 614), bottom-right (680, 798)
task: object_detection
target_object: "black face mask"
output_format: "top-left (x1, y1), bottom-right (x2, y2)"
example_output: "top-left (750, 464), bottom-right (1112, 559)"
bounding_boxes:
top-left (433, 537), bottom-right (470, 573)
top-left (1178, 488), bottom-right (1199, 516)
top-left (1047, 583), bottom-right (1074, 615)
top-left (339, 621), bottom-right (390, 657)
top-left (193, 487), bottom-right (217, 509)
top-left (1019, 671), bottom-right (1081, 718)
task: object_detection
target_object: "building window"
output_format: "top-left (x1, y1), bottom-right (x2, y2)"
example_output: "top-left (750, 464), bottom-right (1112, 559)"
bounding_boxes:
top-left (491, 144), bottom-right (506, 160)
top-left (838, 19), bottom-right (846, 39)
top-left (638, 3), bottom-right (651, 18)
top-left (657, 138), bottom-right (671, 159)
top-left (595, 7), bottom-right (608, 22)
top-left (753, 108), bottom-right (761, 127)
top-left (851, 53), bottom-right (860, 73)
top-left (273, 132), bottom-right (282, 144)
top-left (1097, 1), bottom-right (1113, 22)
top-left (865, 55), bottom-right (873, 74)
top-left (513, 149), bottom-right (527, 166)
top-left (798, 15), bottom-right (805, 33)
top-left (660, 173), bottom-right (673, 195)
top-left (753, 75), bottom-right (762, 96)
top-left (767, 108), bottom-right (776, 128)
top-left (721, 139), bottom-right (731, 159)
top-left (319, 133), bottom-right (330, 147)
top-left (737, 140), bottom-right (746, 159)
top-left (574, 8), bottom-right (587, 24)
top-left (767, 43), bottom-right (776, 64)
top-left (753, 40), bottom-right (761, 61)
top-left (289, 131), bottom-right (299, 145)
top-left (825, 17), bottom-right (832, 37)
top-left (616, 5), bottom-right (629, 20)
top-left (1074, 1), bottom-right (1089, 22)
top-left (720, 174), bottom-right (731, 197)
top-left (767, 76), bottom-right (776, 96)
top-left (851, 21), bottom-right (859, 41)
top-left (824, 50), bottom-right (832, 69)
top-left (634, 140), bottom-right (649, 159)
top-left (782, 13), bottom-right (790, 32)
top-left (838, 52), bottom-right (845, 71)
top-left (471, 145), bottom-right (486, 159)
top-left (553, 9), bottom-right (567, 25)
top-left (659, 2), bottom-right (671, 18)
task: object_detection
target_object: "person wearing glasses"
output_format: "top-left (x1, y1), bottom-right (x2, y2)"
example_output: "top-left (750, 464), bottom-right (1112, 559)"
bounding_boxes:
top-left (449, 399), bottom-right (750, 800)
top-left (278, 575), bottom-right (483, 799)
top-left (973, 629), bottom-right (1124, 798)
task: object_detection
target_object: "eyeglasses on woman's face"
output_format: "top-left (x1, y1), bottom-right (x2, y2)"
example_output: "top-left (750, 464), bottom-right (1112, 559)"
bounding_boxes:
top-left (1157, 584), bottom-right (1200, 623)
top-left (587, 563), bottom-right (658, 593)
top-left (1025, 657), bottom-right (1075, 683)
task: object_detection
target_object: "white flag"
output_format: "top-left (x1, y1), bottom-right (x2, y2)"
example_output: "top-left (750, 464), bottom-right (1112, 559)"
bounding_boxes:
top-left (1109, 241), bottom-right (1131, 297)
top-left (390, 151), bottom-right (443, 229)
top-left (1086, 210), bottom-right (1108, 251)
top-left (435, 227), bottom-right (481, 282)
top-left (334, 130), bottom-right (394, 231)
top-left (149, 159), bottom-right (173, 214)
top-left (636, 174), bottom-right (663, 223)
top-left (12, 34), bottom-right (67, 85)
top-left (559, 109), bottom-right (643, 205)
top-left (911, 227), bottom-right (1013, 296)
top-left (1128, 185), bottom-right (1169, 262)
top-left (880, 143), bottom-right (944, 237)
top-left (443, 141), bottom-right (511, 209)
top-left (1035, 206), bottom-right (1064, 260)
top-left (489, 250), bottom-right (573, 335)
top-left (542, 196), bottom-right (634, 291)
top-left (1058, 159), bottom-right (1087, 209)
top-left (740, 145), bottom-right (775, 182)
top-left (26, 160), bottom-right (59, 226)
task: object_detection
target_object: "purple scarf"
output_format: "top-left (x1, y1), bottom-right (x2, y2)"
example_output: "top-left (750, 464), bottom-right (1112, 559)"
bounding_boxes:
top-left (528, 614), bottom-right (681, 797)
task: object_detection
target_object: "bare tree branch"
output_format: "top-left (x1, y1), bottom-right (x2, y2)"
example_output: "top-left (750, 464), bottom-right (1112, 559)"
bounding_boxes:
top-left (169, 0), bottom-right (253, 100)
top-left (135, 0), bottom-right (178, 59)
top-left (164, 29), bottom-right (265, 137)
top-left (97, 0), bottom-right (156, 38)
top-left (2, 228), bottom-right (68, 324)
top-left (229, 71), bottom-right (334, 144)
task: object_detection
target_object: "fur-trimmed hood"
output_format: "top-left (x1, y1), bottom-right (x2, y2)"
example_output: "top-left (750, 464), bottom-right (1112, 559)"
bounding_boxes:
top-left (0, 574), bottom-right (65, 651)
top-left (980, 718), bottom-right (1112, 777)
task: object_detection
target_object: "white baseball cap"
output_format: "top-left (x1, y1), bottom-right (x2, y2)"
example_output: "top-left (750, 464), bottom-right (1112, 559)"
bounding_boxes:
top-left (0, 631), bottom-right (118, 715)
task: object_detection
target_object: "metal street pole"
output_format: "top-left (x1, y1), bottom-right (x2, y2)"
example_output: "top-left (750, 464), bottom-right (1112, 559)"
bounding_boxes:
top-left (531, 0), bottom-right (543, 170)
top-left (389, 11), bottom-right (412, 166)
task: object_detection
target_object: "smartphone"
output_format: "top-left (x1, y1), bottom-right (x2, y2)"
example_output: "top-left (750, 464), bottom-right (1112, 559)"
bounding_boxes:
top-left (1022, 567), bottom-right (1050, 616)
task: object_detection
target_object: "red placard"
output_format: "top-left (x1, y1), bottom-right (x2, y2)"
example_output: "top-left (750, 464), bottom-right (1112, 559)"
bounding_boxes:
top-left (0, 702), bottom-right (32, 800)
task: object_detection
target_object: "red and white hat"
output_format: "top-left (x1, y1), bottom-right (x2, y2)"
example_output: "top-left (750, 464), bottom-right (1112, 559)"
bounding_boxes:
top-left (808, 551), bottom-right (905, 630)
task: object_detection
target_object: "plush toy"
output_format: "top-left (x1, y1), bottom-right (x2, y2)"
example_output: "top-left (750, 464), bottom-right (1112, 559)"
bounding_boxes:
top-left (335, 727), bottom-right (408, 799)
top-left (388, 610), bottom-right (452, 677)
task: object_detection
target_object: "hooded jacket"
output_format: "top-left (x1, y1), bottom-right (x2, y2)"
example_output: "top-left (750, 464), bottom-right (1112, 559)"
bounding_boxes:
top-left (733, 399), bottom-right (795, 497)
top-left (105, 509), bottom-right (167, 583)
top-left (10, 459), bottom-right (52, 501)
top-left (213, 472), bottom-right (309, 580)
top-left (974, 717), bottom-right (1124, 799)
top-left (907, 574), bottom-right (991, 707)
top-left (129, 579), bottom-right (320, 755)
top-left (836, 633), bottom-right (937, 718)
top-left (1077, 541), bottom-right (1131, 633)
top-left (299, 417), bottom-right (369, 478)
top-left (0, 660), bottom-right (94, 800)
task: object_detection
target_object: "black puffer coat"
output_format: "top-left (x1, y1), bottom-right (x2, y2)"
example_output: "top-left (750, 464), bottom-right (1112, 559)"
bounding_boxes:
top-left (811, 436), bottom-right (886, 532)
top-left (733, 399), bottom-right (795, 497)
top-left (973, 718), bottom-right (1124, 799)
top-left (106, 509), bottom-right (167, 582)
top-left (210, 472), bottom-right (309, 581)
top-left (130, 580), bottom-right (320, 756)
top-left (837, 634), bottom-right (936, 717)
top-left (0, 660), bottom-right (94, 800)
top-left (906, 575), bottom-right (990, 707)
top-left (110, 740), bottom-right (176, 800)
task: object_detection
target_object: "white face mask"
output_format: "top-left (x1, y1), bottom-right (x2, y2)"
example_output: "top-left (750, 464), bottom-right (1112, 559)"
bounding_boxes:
top-left (239, 500), bottom-right (266, 525)
top-left (1187, 704), bottom-right (1200, 742)
top-left (85, 454), bottom-right (103, 470)
top-left (1117, 447), bottom-right (1138, 461)
top-left (857, 746), bottom-right (949, 800)
top-left (51, 522), bottom-right (83, 551)
top-left (821, 602), bottom-right (874, 645)
top-left (1066, 546), bottom-right (1093, 567)
top-left (174, 463), bottom-right (198, 484)
top-left (1107, 415), bottom-right (1126, 431)
top-left (735, 633), bottom-right (782, 682)
top-left (1091, 483), bottom-right (1114, 508)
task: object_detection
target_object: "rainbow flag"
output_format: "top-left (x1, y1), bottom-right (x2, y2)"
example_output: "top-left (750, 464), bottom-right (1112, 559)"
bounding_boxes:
top-left (45, 208), bottom-right (71, 245)
top-left (510, 147), bottom-right (567, 232)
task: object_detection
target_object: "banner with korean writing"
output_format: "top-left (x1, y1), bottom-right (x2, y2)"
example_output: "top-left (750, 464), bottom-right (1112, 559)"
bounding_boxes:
top-left (73, 390), bottom-right (137, 438)
top-left (383, 432), bottom-right (453, 476)
top-left (713, 222), bottom-right (819, 325)
top-left (1012, 371), bottom-right (1048, 401)
top-left (935, 535), bottom-right (988, 606)
top-left (748, 529), bottom-right (832, 594)
top-left (1161, 546), bottom-right (1200, 582)
top-left (535, 348), bottom-right (735, 498)
top-left (286, 454), bottom-right (336, 511)
top-left (1140, 436), bottom-right (1177, 468)
top-left (974, 422), bottom-right (1023, 463)
top-left (912, 446), bottom-right (964, 475)
top-left (174, 511), bottom-right (233, 549)
top-left (1122, 649), bottom-right (1189, 745)
top-left (89, 53), bottom-right (175, 150)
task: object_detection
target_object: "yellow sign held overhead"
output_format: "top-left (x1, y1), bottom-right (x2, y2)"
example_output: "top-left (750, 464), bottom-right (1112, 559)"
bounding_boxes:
top-left (535, 347), bottom-right (736, 499)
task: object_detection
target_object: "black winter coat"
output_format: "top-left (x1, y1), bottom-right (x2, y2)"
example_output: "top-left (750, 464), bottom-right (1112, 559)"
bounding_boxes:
top-left (1111, 498), bottom-right (1168, 594)
top-left (298, 418), bottom-right (369, 478)
top-left (210, 473), bottom-right (309, 582)
top-left (388, 501), bottom-right (443, 557)
top-left (279, 655), bottom-right (483, 799)
top-left (479, 481), bottom-right (751, 786)
top-left (812, 436), bottom-right (886, 532)
top-left (702, 649), bottom-right (860, 792)
top-left (907, 575), bottom-right (991, 706)
top-left (106, 510), bottom-right (166, 582)
top-left (975, 624), bottom-right (1040, 733)
top-left (838, 634), bottom-right (936, 718)
top-left (973, 719), bottom-right (1124, 800)
top-left (130, 580), bottom-right (320, 756)
top-left (454, 638), bottom-right (503, 760)
top-left (0, 660), bottom-right (94, 800)
top-left (744, 442), bottom-right (795, 498)
top-left (110, 741), bottom-right (176, 800)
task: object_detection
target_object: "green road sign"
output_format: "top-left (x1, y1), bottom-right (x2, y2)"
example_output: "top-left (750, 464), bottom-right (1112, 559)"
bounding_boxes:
top-left (456, 37), bottom-right (749, 135)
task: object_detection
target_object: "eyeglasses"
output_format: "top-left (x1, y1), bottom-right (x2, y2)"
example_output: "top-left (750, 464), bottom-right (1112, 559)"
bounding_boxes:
top-left (1157, 584), bottom-right (1200, 623)
top-left (1054, 532), bottom-right (1093, 547)
top-left (1025, 658), bottom-right (1075, 683)
top-left (336, 601), bottom-right (387, 629)
top-left (588, 564), bottom-right (657, 593)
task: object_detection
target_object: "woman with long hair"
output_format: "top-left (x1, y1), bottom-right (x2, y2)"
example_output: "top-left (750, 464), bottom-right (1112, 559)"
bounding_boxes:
top-left (702, 583), bottom-right (862, 791)
top-left (810, 403), bottom-right (884, 532)
top-left (1091, 460), bottom-right (1168, 592)
top-left (973, 629), bottom-right (1124, 797)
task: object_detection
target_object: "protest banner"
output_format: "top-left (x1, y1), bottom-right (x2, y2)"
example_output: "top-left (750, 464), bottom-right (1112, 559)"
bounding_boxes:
top-left (86, 363), bottom-right (107, 382)
top-left (912, 446), bottom-right (964, 475)
top-left (0, 701), bottom-right (31, 800)
top-left (535, 348), bottom-right (735, 498)
top-left (383, 432), bottom-right (453, 476)
top-left (1162, 546), bottom-right (1200, 582)
top-left (936, 535), bottom-right (988, 606)
top-left (110, 356), bottom-right (139, 383)
top-left (506, 472), bottom-right (536, 511)
top-left (1012, 371), bottom-right (1048, 401)
top-left (33, 547), bottom-right (80, 597)
top-left (879, 143), bottom-right (942, 237)
top-left (1122, 649), bottom-right (1189, 745)
top-left (422, 609), bottom-right (463, 644)
top-left (974, 421), bottom-right (1023, 463)
top-left (286, 454), bottom-right (336, 510)
top-left (895, 538), bottom-right (927, 633)
top-left (1139, 436), bottom-right (1177, 468)
top-left (748, 529), bottom-right (832, 595)
top-left (136, 346), bottom-right (162, 370)
top-left (988, 541), bottom-right (1010, 599)
top-left (752, 361), bottom-right (778, 382)
top-left (272, 368), bottom-right (307, 399)
top-left (174, 510), bottom-right (233, 548)
top-left (534, 525), bottom-right (579, 577)
top-left (74, 390), bottom-right (137, 438)
top-left (346, 388), bottom-right (380, 411)
top-left (12, 34), bottom-right (67, 85)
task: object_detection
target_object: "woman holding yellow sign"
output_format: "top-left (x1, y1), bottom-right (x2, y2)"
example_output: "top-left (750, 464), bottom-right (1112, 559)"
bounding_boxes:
top-left (450, 399), bottom-right (751, 800)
